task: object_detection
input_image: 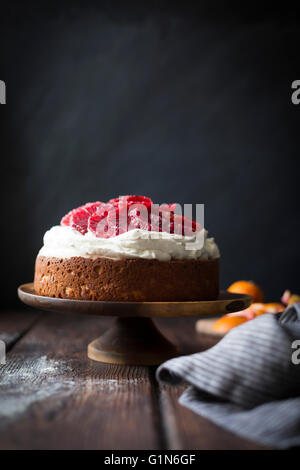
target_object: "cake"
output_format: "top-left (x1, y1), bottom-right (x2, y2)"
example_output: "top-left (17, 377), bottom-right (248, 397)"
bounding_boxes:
top-left (34, 195), bottom-right (220, 302)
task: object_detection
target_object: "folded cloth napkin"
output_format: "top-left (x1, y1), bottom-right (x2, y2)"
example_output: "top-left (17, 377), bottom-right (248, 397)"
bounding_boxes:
top-left (156, 304), bottom-right (300, 449)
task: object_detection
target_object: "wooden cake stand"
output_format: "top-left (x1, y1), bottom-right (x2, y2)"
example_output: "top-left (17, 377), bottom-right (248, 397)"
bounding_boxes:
top-left (18, 283), bottom-right (251, 366)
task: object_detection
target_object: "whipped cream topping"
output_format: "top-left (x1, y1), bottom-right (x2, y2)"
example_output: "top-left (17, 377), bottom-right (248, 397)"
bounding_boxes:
top-left (38, 226), bottom-right (220, 261)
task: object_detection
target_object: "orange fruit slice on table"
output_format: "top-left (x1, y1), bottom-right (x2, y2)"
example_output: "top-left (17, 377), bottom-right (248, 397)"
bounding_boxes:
top-left (227, 280), bottom-right (265, 303)
top-left (263, 302), bottom-right (285, 313)
top-left (212, 315), bottom-right (248, 335)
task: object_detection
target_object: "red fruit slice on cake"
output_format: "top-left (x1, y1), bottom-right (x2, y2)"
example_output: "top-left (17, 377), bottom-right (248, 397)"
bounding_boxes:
top-left (149, 205), bottom-right (201, 235)
top-left (105, 197), bottom-right (153, 236)
top-left (108, 195), bottom-right (152, 209)
top-left (82, 201), bottom-right (103, 215)
top-left (61, 201), bottom-right (102, 234)
top-left (149, 204), bottom-right (178, 234)
top-left (159, 204), bottom-right (176, 234)
top-left (72, 201), bottom-right (103, 235)
top-left (61, 209), bottom-right (75, 227)
top-left (88, 204), bottom-right (113, 238)
top-left (70, 208), bottom-right (92, 235)
top-left (127, 205), bottom-right (150, 231)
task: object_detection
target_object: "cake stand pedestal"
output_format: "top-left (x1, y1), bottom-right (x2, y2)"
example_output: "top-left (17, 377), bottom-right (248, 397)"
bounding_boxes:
top-left (18, 283), bottom-right (251, 366)
top-left (88, 317), bottom-right (179, 365)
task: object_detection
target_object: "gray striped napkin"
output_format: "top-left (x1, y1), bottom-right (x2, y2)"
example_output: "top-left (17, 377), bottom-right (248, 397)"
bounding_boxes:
top-left (156, 304), bottom-right (300, 449)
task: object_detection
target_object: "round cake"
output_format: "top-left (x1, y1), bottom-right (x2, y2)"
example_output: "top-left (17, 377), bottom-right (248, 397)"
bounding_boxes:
top-left (34, 196), bottom-right (220, 302)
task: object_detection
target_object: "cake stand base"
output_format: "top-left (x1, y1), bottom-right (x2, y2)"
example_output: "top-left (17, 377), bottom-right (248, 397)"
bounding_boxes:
top-left (88, 317), bottom-right (178, 365)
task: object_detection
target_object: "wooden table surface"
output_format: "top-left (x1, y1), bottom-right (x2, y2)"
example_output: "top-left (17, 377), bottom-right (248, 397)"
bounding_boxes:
top-left (0, 309), bottom-right (266, 450)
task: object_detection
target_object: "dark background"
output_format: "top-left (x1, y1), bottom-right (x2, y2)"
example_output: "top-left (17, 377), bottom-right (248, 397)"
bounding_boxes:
top-left (1, 2), bottom-right (299, 308)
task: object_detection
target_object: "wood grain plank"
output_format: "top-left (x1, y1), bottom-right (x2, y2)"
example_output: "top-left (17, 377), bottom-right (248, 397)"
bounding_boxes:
top-left (155, 317), bottom-right (267, 450)
top-left (0, 312), bottom-right (161, 450)
top-left (0, 310), bottom-right (40, 349)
